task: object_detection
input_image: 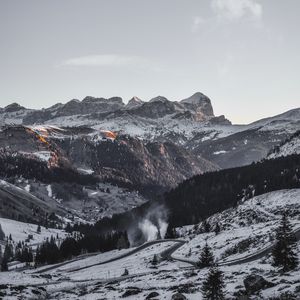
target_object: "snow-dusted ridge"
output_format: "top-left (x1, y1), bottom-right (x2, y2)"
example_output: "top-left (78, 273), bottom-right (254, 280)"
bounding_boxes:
top-left (1, 94), bottom-right (299, 170)
top-left (268, 131), bottom-right (300, 159)
top-left (175, 189), bottom-right (300, 262)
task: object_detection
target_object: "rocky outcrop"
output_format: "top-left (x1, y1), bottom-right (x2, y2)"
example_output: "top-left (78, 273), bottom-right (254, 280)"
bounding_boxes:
top-left (4, 103), bottom-right (26, 113)
top-left (0, 125), bottom-right (217, 199)
top-left (129, 96), bottom-right (184, 119)
top-left (19, 92), bottom-right (218, 124)
top-left (243, 275), bottom-right (275, 294)
top-left (23, 96), bottom-right (125, 124)
top-left (171, 293), bottom-right (187, 300)
top-left (180, 92), bottom-right (214, 118)
top-left (209, 115), bottom-right (232, 125)
top-left (56, 133), bottom-right (218, 195)
top-left (126, 96), bottom-right (144, 109)
top-left (145, 291), bottom-right (160, 299)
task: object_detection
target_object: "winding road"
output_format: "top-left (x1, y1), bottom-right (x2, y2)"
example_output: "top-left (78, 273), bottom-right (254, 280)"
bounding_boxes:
top-left (36, 226), bottom-right (300, 276)
top-left (23, 227), bottom-right (300, 296)
top-left (217, 227), bottom-right (300, 266)
top-left (35, 239), bottom-right (185, 274)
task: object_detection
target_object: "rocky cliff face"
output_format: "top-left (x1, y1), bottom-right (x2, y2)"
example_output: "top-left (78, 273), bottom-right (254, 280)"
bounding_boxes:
top-left (1, 93), bottom-right (299, 171)
top-left (17, 93), bottom-right (218, 124)
top-left (126, 96), bottom-right (144, 109)
top-left (180, 92), bottom-right (214, 120)
top-left (0, 125), bottom-right (217, 196)
top-left (0, 124), bottom-right (218, 222)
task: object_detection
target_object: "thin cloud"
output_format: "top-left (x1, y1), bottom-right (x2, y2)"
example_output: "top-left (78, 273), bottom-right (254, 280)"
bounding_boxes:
top-left (211, 0), bottom-right (262, 21)
top-left (61, 54), bottom-right (163, 71)
top-left (191, 16), bottom-right (206, 32)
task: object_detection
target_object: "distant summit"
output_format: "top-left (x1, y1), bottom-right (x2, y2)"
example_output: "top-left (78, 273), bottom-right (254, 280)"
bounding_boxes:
top-left (126, 96), bottom-right (144, 109)
top-left (1, 92), bottom-right (220, 125)
top-left (180, 92), bottom-right (214, 119)
top-left (4, 102), bottom-right (26, 113)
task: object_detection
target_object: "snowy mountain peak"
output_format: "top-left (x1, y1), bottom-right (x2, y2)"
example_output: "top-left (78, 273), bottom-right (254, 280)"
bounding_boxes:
top-left (126, 96), bottom-right (144, 109)
top-left (82, 96), bottom-right (124, 105)
top-left (180, 92), bottom-right (214, 117)
top-left (4, 102), bottom-right (26, 113)
top-left (149, 96), bottom-right (169, 103)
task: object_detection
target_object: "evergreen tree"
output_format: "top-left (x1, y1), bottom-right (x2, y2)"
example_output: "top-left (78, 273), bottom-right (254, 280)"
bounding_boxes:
top-left (116, 232), bottom-right (130, 249)
top-left (157, 229), bottom-right (162, 240)
top-left (198, 242), bottom-right (214, 268)
top-left (215, 223), bottom-right (221, 235)
top-left (202, 220), bottom-right (211, 233)
top-left (122, 268), bottom-right (129, 276)
top-left (0, 223), bottom-right (5, 240)
top-left (15, 247), bottom-right (22, 261)
top-left (65, 223), bottom-right (72, 233)
top-left (1, 244), bottom-right (13, 271)
top-left (151, 254), bottom-right (158, 266)
top-left (35, 246), bottom-right (41, 265)
top-left (60, 237), bottom-right (81, 259)
top-left (35, 237), bottom-right (61, 265)
top-left (3, 244), bottom-right (13, 261)
top-left (165, 224), bottom-right (176, 239)
top-left (201, 265), bottom-right (225, 300)
top-left (28, 247), bottom-right (34, 263)
top-left (1, 256), bottom-right (8, 271)
top-left (272, 213), bottom-right (298, 271)
top-left (20, 246), bottom-right (33, 263)
top-left (37, 225), bottom-right (41, 233)
top-left (47, 236), bottom-right (60, 264)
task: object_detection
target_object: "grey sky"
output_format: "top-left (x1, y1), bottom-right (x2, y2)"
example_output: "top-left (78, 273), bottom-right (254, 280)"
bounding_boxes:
top-left (0, 0), bottom-right (299, 124)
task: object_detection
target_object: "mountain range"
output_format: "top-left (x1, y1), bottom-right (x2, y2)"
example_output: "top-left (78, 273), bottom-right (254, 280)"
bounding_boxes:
top-left (0, 92), bottom-right (299, 223)
top-left (0, 92), bottom-right (300, 299)
top-left (1, 92), bottom-right (299, 170)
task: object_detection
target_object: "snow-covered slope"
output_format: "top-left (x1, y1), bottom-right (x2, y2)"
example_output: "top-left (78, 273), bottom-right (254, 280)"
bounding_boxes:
top-left (0, 217), bottom-right (66, 249)
top-left (2, 93), bottom-right (299, 169)
top-left (175, 189), bottom-right (300, 262)
top-left (268, 131), bottom-right (300, 159)
top-left (1, 189), bottom-right (300, 299)
top-left (0, 179), bottom-right (65, 224)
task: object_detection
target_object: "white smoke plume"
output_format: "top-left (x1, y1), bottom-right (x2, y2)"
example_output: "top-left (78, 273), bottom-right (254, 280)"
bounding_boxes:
top-left (138, 219), bottom-right (159, 241)
top-left (137, 203), bottom-right (169, 242)
top-left (158, 218), bottom-right (168, 239)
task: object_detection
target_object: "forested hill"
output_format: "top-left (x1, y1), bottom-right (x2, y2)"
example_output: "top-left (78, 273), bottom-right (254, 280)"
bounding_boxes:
top-left (165, 154), bottom-right (300, 228)
top-left (91, 154), bottom-right (300, 242)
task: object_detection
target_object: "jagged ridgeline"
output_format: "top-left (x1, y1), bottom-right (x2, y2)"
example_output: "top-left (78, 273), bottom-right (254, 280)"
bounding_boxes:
top-left (92, 154), bottom-right (300, 236)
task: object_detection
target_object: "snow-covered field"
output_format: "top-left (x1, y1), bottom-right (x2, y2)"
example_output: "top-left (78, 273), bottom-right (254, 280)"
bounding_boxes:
top-left (175, 189), bottom-right (300, 262)
top-left (268, 133), bottom-right (300, 159)
top-left (0, 217), bottom-right (66, 249)
top-left (43, 241), bottom-right (187, 280)
top-left (0, 189), bottom-right (300, 299)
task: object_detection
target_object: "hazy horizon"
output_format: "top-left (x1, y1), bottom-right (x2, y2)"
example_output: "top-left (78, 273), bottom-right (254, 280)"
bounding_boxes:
top-left (1, 0), bottom-right (300, 123)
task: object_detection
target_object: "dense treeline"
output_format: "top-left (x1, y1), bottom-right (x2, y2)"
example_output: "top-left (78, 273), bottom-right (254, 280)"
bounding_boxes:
top-left (0, 149), bottom-right (97, 185)
top-left (91, 154), bottom-right (300, 236)
top-left (165, 154), bottom-right (300, 227)
top-left (0, 230), bottom-right (129, 270)
top-left (35, 231), bottom-right (129, 265)
top-left (1, 242), bottom-right (34, 271)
